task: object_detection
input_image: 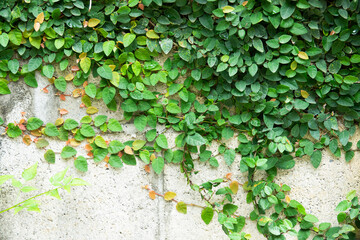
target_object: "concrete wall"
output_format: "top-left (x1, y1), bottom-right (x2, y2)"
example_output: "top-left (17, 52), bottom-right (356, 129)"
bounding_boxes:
top-left (0, 71), bottom-right (359, 240)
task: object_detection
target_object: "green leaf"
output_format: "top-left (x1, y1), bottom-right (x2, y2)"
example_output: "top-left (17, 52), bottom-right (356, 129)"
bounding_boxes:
top-left (337, 97), bottom-right (354, 107)
top-left (335, 200), bottom-right (351, 212)
top-left (224, 149), bottom-right (235, 166)
top-left (290, 23), bottom-right (308, 35)
top-left (319, 222), bottom-right (331, 231)
top-left (308, 47), bottom-right (322, 56)
top-left (121, 99), bottom-right (138, 112)
top-left (160, 38), bottom-right (173, 54)
top-left (74, 156), bottom-right (88, 172)
top-left (307, 65), bottom-right (317, 78)
top-left (24, 74), bottom-right (38, 88)
top-left (128, 0), bottom-right (139, 7)
top-left (69, 178), bottom-right (89, 186)
top-left (94, 115), bottom-right (107, 127)
top-left (54, 77), bottom-right (67, 92)
top-left (222, 6), bottom-right (234, 13)
top-left (20, 186), bottom-right (38, 193)
top-left (27, 117), bottom-right (43, 130)
top-left (146, 30), bottom-right (160, 39)
top-left (176, 202), bottom-right (187, 214)
top-left (123, 33), bottom-right (136, 47)
top-left (122, 153), bottom-right (136, 165)
top-left (222, 128), bottom-right (234, 140)
top-left (140, 150), bottom-right (150, 164)
top-left (61, 146), bottom-right (77, 159)
top-left (8, 59), bottom-right (19, 74)
top-left (337, 212), bottom-right (347, 223)
top-left (135, 48), bottom-right (151, 60)
top-left (146, 129), bottom-right (157, 142)
top-left (85, 83), bottom-right (97, 98)
top-left (199, 15), bottom-right (214, 30)
top-left (109, 155), bottom-right (123, 168)
top-left (345, 151), bottom-right (354, 162)
top-left (223, 204), bottom-right (238, 215)
top-left (108, 119), bottom-right (123, 132)
top-left (44, 150), bottom-right (55, 164)
top-left (103, 41), bottom-right (115, 56)
top-left (179, 48), bottom-right (191, 62)
top-left (201, 207), bottom-right (214, 225)
top-left (132, 61), bottom-right (141, 76)
top-left (28, 58), bottom-right (42, 72)
top-left (152, 157), bottom-right (164, 174)
top-left (60, 60), bottom-right (69, 71)
top-left (6, 123), bottom-right (22, 138)
top-left (0, 80), bottom-right (11, 94)
top-left (276, 155), bottom-right (295, 169)
top-left (209, 157), bottom-right (219, 167)
top-left (102, 87), bottom-right (116, 104)
top-left (50, 168), bottom-right (68, 186)
top-left (54, 38), bottom-right (65, 49)
top-left (343, 76), bottom-right (358, 84)
top-left (29, 36), bottom-right (41, 49)
top-left (311, 150), bottom-right (322, 168)
top-left (166, 103), bottom-right (181, 114)
top-left (250, 12), bottom-right (263, 24)
top-left (0, 175), bottom-right (13, 185)
top-left (186, 133), bottom-right (206, 146)
top-left (97, 65), bottom-right (113, 80)
top-left (253, 38), bottom-right (264, 52)
top-left (279, 34), bottom-right (291, 44)
top-left (42, 65), bottom-right (54, 78)
top-left (36, 139), bottom-right (49, 148)
top-left (22, 163), bottom-right (37, 181)
top-left (0, 33), bottom-right (9, 47)
top-left (268, 60), bottom-right (279, 73)
top-left (350, 54), bottom-right (360, 63)
top-left (134, 115), bottom-right (147, 132)
top-left (248, 64), bottom-right (258, 76)
top-left (108, 140), bottom-right (125, 154)
top-left (294, 99), bottom-right (309, 110)
top-left (304, 214), bottom-right (319, 223)
top-left (346, 190), bottom-right (357, 201)
top-left (280, 0), bottom-right (295, 19)
top-left (329, 139), bottom-right (338, 154)
top-left (95, 136), bottom-right (108, 148)
top-left (80, 124), bottom-right (95, 137)
top-left (338, 131), bottom-right (349, 146)
top-left (44, 123), bottom-right (59, 137)
top-left (8, 29), bottom-right (22, 45)
top-left (63, 119), bottom-right (79, 130)
top-left (133, 140), bottom-right (146, 151)
top-left (156, 134), bottom-right (168, 149)
top-left (80, 57), bottom-right (91, 73)
top-left (216, 62), bottom-right (228, 72)
top-left (297, 230), bottom-right (310, 240)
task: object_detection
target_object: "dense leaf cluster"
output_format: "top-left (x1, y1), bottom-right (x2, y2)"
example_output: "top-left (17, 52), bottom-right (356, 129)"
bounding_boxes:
top-left (1, 0), bottom-right (360, 239)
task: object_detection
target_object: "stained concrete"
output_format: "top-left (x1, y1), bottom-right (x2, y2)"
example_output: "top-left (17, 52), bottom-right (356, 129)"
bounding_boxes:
top-left (0, 73), bottom-right (359, 240)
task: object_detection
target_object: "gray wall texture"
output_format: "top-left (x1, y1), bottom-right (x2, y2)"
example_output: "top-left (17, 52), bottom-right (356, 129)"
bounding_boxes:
top-left (0, 71), bottom-right (359, 240)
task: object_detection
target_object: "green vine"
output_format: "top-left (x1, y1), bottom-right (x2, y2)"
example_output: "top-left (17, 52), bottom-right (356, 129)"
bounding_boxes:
top-left (0, 164), bottom-right (88, 214)
top-left (1, 0), bottom-right (360, 239)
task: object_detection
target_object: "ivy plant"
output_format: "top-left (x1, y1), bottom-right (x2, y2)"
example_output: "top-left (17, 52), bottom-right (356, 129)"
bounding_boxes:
top-left (0, 163), bottom-right (88, 214)
top-left (0, 0), bottom-right (360, 239)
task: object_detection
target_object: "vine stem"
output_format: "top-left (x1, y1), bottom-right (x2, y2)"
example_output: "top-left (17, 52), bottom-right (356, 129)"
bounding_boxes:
top-left (144, 187), bottom-right (247, 216)
top-left (181, 144), bottom-right (216, 208)
top-left (152, 192), bottom-right (205, 209)
top-left (0, 187), bottom-right (61, 214)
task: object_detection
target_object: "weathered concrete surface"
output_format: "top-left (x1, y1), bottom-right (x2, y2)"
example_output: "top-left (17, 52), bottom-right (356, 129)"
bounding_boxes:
top-left (0, 74), bottom-right (359, 240)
